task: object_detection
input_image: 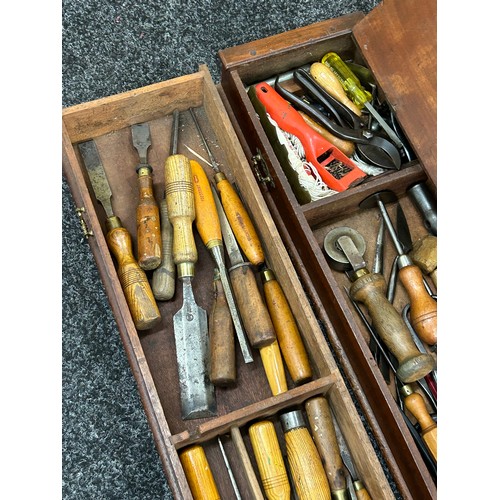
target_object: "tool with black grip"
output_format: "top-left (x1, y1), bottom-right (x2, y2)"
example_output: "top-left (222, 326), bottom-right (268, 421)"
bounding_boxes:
top-left (324, 226), bottom-right (435, 383)
top-left (79, 140), bottom-right (161, 330)
top-left (131, 122), bottom-right (162, 270)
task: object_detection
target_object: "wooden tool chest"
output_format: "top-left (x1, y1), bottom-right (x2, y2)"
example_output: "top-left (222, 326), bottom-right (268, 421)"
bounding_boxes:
top-left (62, 0), bottom-right (437, 498)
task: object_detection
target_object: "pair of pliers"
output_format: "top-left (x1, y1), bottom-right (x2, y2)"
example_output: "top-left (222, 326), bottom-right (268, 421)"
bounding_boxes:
top-left (274, 69), bottom-right (401, 170)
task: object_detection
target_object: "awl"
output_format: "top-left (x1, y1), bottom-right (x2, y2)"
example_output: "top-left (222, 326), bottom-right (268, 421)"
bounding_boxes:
top-left (164, 147), bottom-right (215, 419)
top-left (78, 140), bottom-right (160, 330)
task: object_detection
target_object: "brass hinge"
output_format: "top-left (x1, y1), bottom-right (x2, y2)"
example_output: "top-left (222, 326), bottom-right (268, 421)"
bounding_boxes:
top-left (251, 149), bottom-right (275, 188)
top-left (75, 207), bottom-right (94, 240)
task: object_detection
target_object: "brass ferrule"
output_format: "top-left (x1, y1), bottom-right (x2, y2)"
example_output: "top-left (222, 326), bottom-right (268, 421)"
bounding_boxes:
top-left (106, 215), bottom-right (123, 231)
top-left (260, 268), bottom-right (275, 283)
top-left (332, 490), bottom-right (349, 500)
top-left (352, 267), bottom-right (369, 281)
top-left (353, 480), bottom-right (366, 492)
top-left (177, 262), bottom-right (195, 278)
top-left (206, 239), bottom-right (223, 251)
top-left (214, 172), bottom-right (227, 183)
top-left (400, 384), bottom-right (414, 397)
top-left (136, 165), bottom-right (152, 176)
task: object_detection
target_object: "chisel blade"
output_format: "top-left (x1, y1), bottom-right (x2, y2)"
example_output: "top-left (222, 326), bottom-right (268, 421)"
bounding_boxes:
top-left (131, 123), bottom-right (151, 165)
top-left (173, 278), bottom-right (216, 420)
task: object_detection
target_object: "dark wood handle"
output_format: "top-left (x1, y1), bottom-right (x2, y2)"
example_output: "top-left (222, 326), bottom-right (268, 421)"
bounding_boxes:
top-left (350, 272), bottom-right (435, 383)
top-left (136, 169), bottom-right (162, 270)
top-left (209, 274), bottom-right (236, 386)
top-left (106, 224), bottom-right (160, 330)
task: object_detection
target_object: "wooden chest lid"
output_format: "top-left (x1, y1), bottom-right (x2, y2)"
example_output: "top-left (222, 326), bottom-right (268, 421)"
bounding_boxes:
top-left (353, 0), bottom-right (437, 189)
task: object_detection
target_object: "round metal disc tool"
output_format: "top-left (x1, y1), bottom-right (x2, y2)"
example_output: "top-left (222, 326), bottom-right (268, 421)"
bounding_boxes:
top-left (324, 226), bottom-right (366, 271)
top-left (359, 189), bottom-right (397, 210)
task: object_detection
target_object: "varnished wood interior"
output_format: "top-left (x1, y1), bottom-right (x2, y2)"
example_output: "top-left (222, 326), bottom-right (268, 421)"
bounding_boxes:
top-left (62, 64), bottom-right (396, 499)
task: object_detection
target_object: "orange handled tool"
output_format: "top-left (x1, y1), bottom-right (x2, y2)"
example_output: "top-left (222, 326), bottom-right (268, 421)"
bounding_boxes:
top-left (254, 82), bottom-right (366, 192)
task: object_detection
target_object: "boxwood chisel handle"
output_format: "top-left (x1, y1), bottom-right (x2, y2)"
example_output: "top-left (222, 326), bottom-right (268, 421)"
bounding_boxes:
top-left (280, 409), bottom-right (331, 500)
top-left (249, 420), bottom-right (291, 500)
top-left (179, 445), bottom-right (221, 500)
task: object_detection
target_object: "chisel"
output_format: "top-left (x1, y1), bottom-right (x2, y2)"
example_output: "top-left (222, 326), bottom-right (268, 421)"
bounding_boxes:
top-left (131, 122), bottom-right (162, 270)
top-left (164, 148), bottom-right (215, 419)
top-left (212, 184), bottom-right (287, 395)
top-left (152, 111), bottom-right (178, 301)
top-left (190, 154), bottom-right (253, 364)
top-left (78, 140), bottom-right (160, 330)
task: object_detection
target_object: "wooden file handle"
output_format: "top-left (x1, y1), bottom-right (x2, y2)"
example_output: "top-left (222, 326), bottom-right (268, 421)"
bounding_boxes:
top-left (164, 154), bottom-right (197, 276)
top-left (136, 167), bottom-right (162, 271)
top-left (261, 268), bottom-right (312, 385)
top-left (399, 264), bottom-right (437, 345)
top-left (179, 445), bottom-right (221, 500)
top-left (350, 272), bottom-right (435, 383)
top-left (209, 272), bottom-right (236, 386)
top-left (304, 396), bottom-right (347, 496)
top-left (215, 172), bottom-right (265, 267)
top-left (106, 218), bottom-right (160, 330)
top-left (309, 62), bottom-right (361, 117)
top-left (249, 420), bottom-right (291, 500)
top-left (151, 198), bottom-right (176, 300)
top-left (259, 341), bottom-right (288, 396)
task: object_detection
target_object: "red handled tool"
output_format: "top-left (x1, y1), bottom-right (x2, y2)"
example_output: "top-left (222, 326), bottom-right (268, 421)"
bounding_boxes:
top-left (254, 82), bottom-right (366, 192)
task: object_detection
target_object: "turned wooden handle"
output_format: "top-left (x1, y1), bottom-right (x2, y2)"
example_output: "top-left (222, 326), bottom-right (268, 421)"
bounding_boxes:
top-left (304, 396), bottom-right (347, 495)
top-left (259, 340), bottom-right (288, 396)
top-left (106, 222), bottom-right (160, 330)
top-left (399, 265), bottom-right (437, 345)
top-left (249, 420), bottom-right (291, 500)
top-left (216, 174), bottom-right (265, 267)
top-left (209, 273), bottom-right (236, 386)
top-left (350, 273), bottom-right (435, 383)
top-left (164, 154), bottom-right (197, 273)
top-left (229, 264), bottom-right (276, 348)
top-left (262, 270), bottom-right (312, 385)
top-left (136, 168), bottom-right (162, 270)
top-left (299, 111), bottom-right (355, 157)
top-left (309, 62), bottom-right (361, 117)
top-left (152, 198), bottom-right (176, 300)
top-left (283, 425), bottom-right (330, 499)
top-left (191, 160), bottom-right (222, 248)
top-left (410, 234), bottom-right (437, 289)
top-left (179, 445), bottom-right (221, 500)
top-left (404, 391), bottom-right (437, 461)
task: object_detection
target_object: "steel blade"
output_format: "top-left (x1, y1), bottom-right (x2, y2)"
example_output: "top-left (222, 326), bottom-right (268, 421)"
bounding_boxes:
top-left (131, 123), bottom-right (151, 165)
top-left (78, 140), bottom-right (114, 218)
top-left (331, 413), bottom-right (360, 482)
top-left (396, 202), bottom-right (413, 254)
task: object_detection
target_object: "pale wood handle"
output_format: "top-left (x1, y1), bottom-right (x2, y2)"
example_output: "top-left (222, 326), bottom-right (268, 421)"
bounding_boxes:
top-left (179, 445), bottom-right (221, 500)
top-left (106, 224), bottom-right (160, 330)
top-left (350, 273), bottom-right (435, 383)
top-left (259, 341), bottom-right (288, 396)
top-left (249, 420), bottom-right (291, 500)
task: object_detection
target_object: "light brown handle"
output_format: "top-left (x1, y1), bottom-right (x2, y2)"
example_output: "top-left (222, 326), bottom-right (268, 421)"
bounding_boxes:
top-left (179, 445), bottom-right (221, 500)
top-left (262, 269), bottom-right (312, 385)
top-left (353, 484), bottom-right (372, 500)
top-left (164, 154), bottom-right (197, 274)
top-left (136, 168), bottom-right (162, 270)
top-left (304, 396), bottom-right (347, 495)
top-left (216, 173), bottom-right (265, 266)
top-left (309, 62), bottom-right (361, 117)
top-left (284, 426), bottom-right (331, 500)
top-left (229, 264), bottom-right (276, 348)
top-left (399, 265), bottom-right (437, 345)
top-left (403, 391), bottom-right (437, 461)
top-left (209, 273), bottom-right (236, 386)
top-left (350, 272), bottom-right (435, 383)
top-left (249, 420), bottom-right (291, 500)
top-left (106, 220), bottom-right (160, 330)
top-left (152, 198), bottom-right (176, 300)
top-left (298, 111), bottom-right (355, 158)
top-left (259, 341), bottom-right (288, 396)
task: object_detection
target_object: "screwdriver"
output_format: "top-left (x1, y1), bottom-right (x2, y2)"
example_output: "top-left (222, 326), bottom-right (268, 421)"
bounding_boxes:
top-left (321, 52), bottom-right (405, 151)
top-left (190, 152), bottom-right (253, 364)
top-left (78, 140), bottom-right (161, 330)
top-left (131, 122), bottom-right (162, 270)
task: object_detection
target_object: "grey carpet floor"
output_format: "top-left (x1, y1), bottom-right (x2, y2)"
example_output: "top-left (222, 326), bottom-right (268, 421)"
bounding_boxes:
top-left (62, 1), bottom-right (381, 498)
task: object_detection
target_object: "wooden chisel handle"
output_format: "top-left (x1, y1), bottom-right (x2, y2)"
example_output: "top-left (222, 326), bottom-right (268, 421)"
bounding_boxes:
top-left (280, 410), bottom-right (330, 500)
top-left (215, 172), bottom-right (265, 267)
top-left (350, 272), bottom-right (435, 383)
top-left (304, 396), bottom-right (348, 498)
top-left (152, 198), bottom-right (176, 300)
top-left (179, 445), bottom-right (221, 500)
top-left (106, 216), bottom-right (160, 330)
top-left (136, 167), bottom-right (162, 270)
top-left (261, 268), bottom-right (312, 385)
top-left (165, 154), bottom-right (197, 275)
top-left (209, 271), bottom-right (236, 386)
top-left (259, 341), bottom-right (288, 396)
top-left (249, 420), bottom-right (291, 500)
top-left (399, 265), bottom-right (437, 345)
